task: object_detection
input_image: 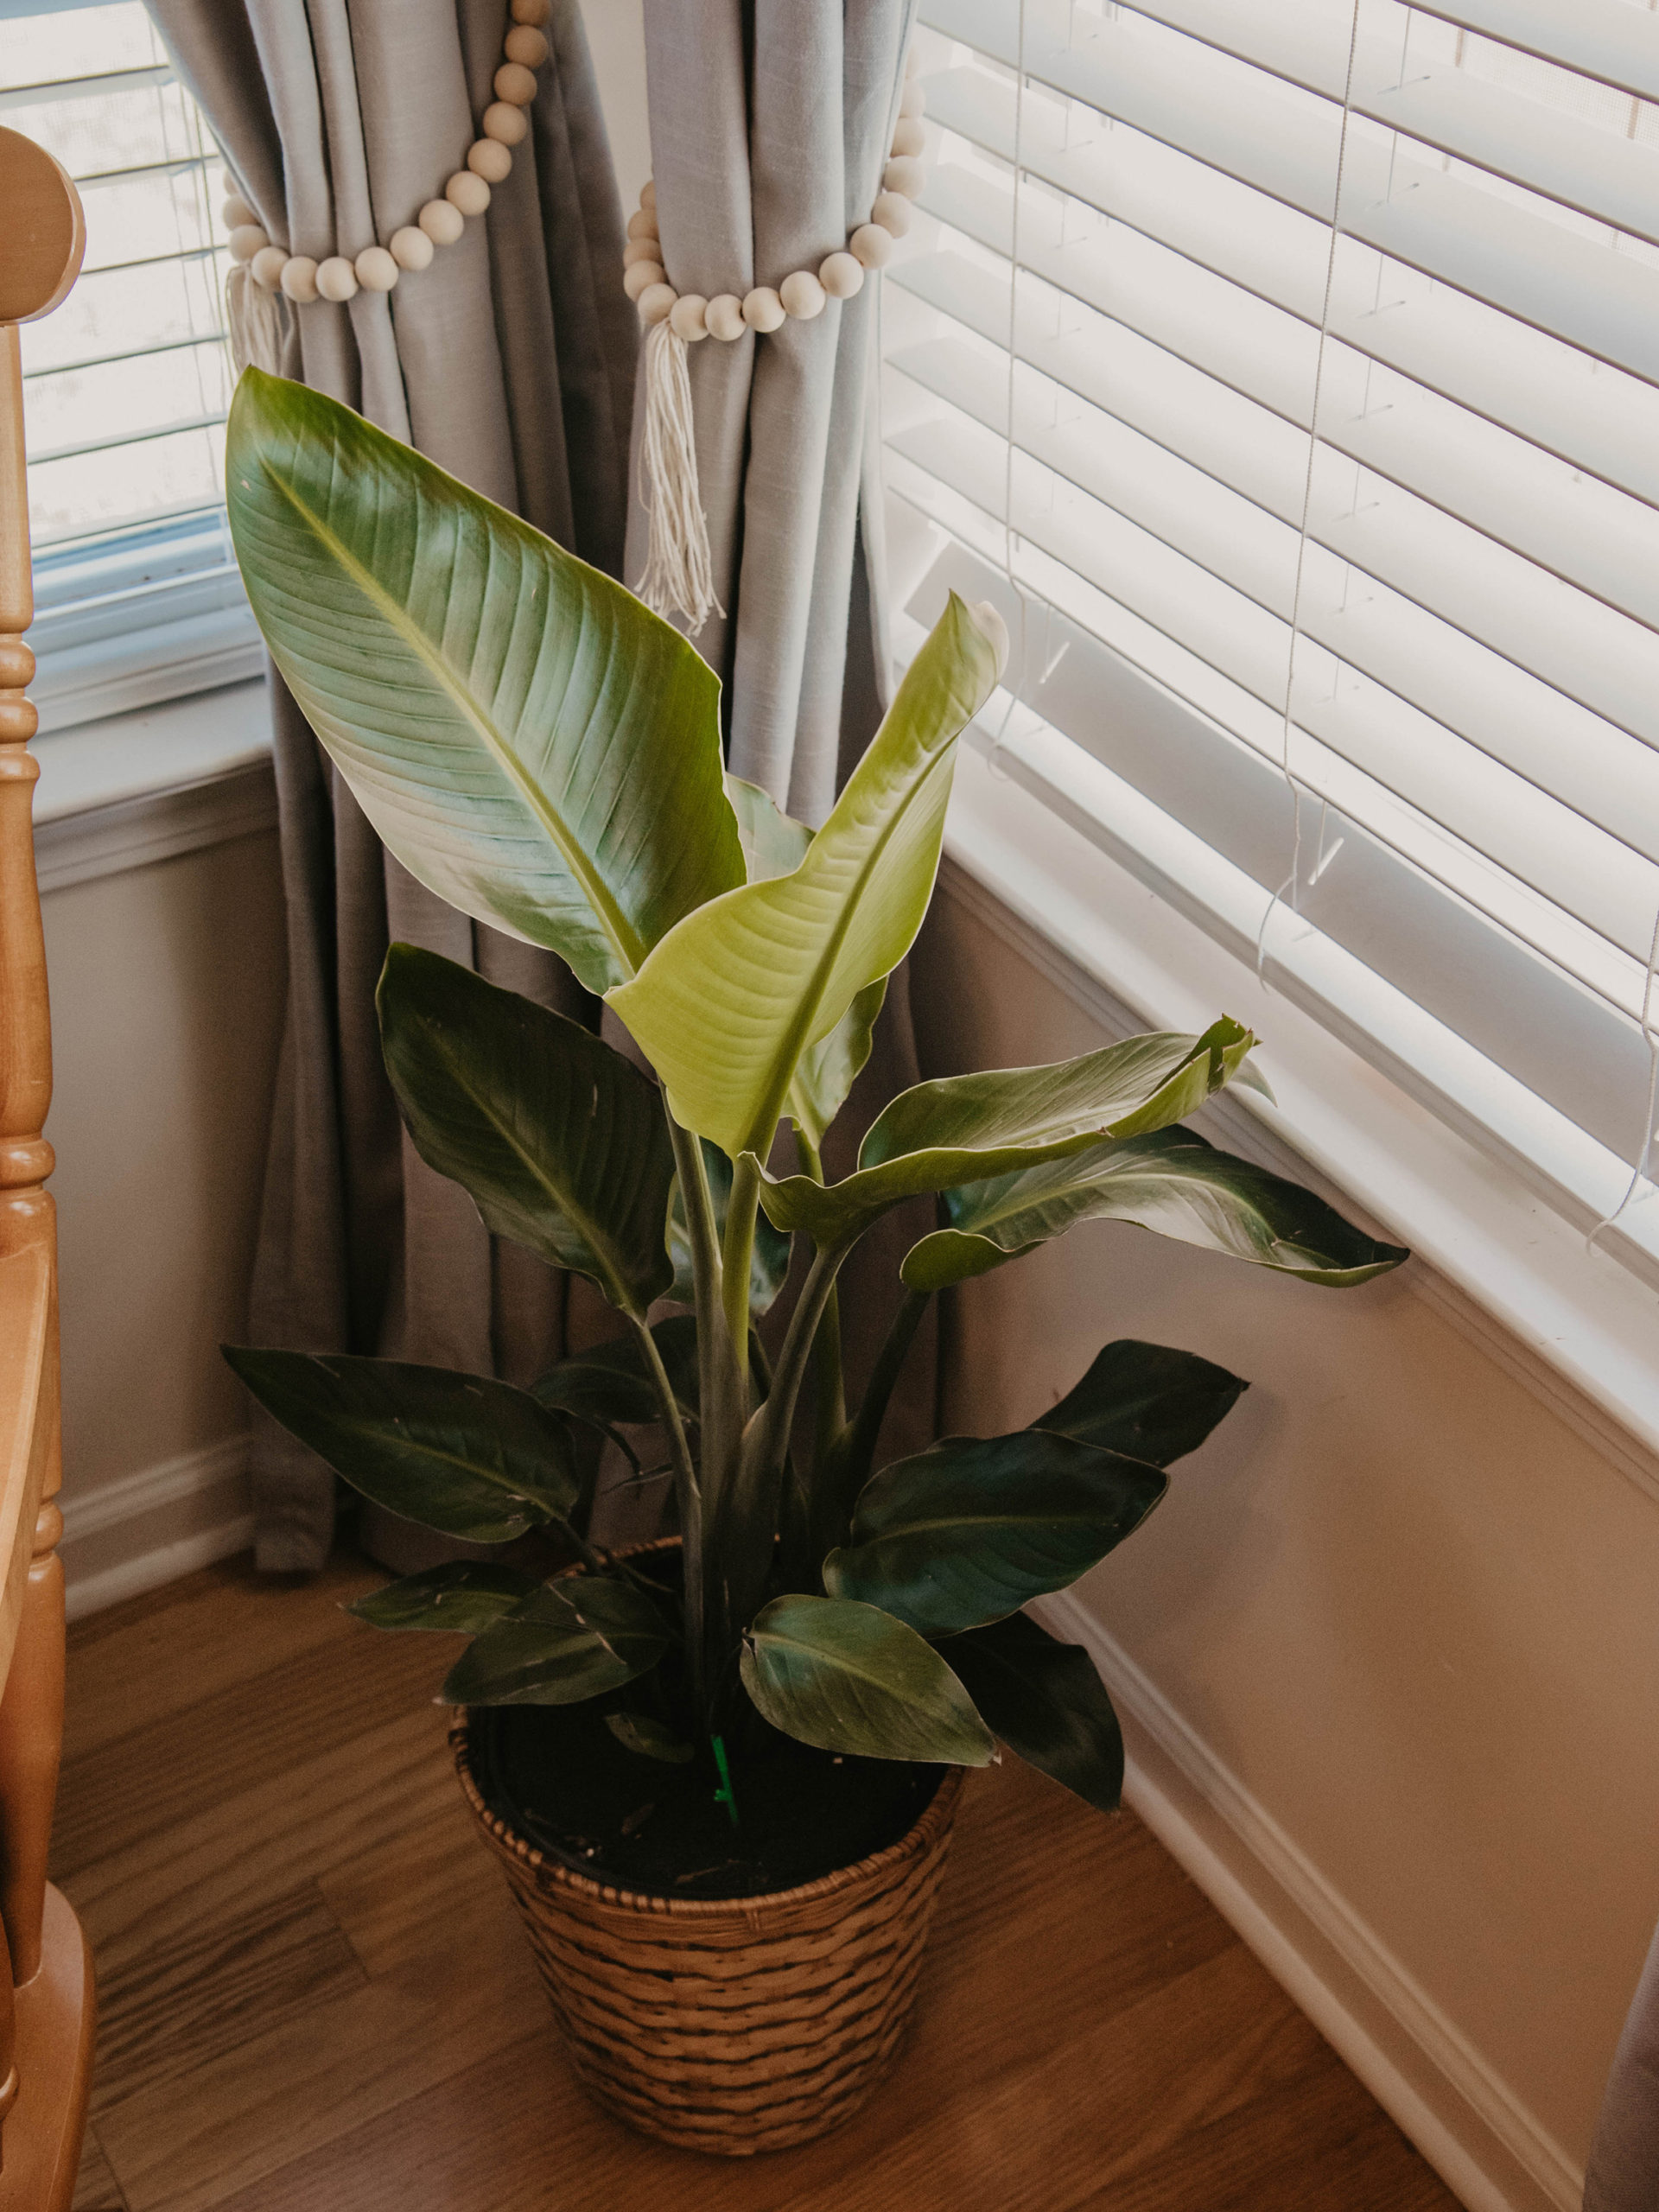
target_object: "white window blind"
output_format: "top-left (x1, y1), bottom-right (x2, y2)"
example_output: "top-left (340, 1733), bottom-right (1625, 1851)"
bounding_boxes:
top-left (885, 0), bottom-right (1659, 1287)
top-left (3, 0), bottom-right (259, 733)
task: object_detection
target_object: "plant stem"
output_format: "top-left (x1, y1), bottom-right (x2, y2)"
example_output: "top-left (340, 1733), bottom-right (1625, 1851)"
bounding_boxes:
top-left (720, 1150), bottom-right (761, 1410)
top-left (626, 1311), bottom-right (704, 1706)
top-left (743, 1239), bottom-right (853, 1494)
top-left (791, 1131), bottom-right (847, 1468)
top-left (844, 1285), bottom-right (930, 1494)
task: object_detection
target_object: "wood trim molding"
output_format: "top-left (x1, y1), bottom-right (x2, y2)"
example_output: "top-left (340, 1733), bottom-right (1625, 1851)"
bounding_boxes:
top-left (1033, 1586), bottom-right (1580, 2212)
top-left (59, 1436), bottom-right (252, 1622)
top-left (33, 757), bottom-right (276, 898)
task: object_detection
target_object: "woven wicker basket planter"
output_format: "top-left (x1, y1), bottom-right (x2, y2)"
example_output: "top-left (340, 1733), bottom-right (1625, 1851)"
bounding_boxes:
top-left (453, 1719), bottom-right (963, 2156)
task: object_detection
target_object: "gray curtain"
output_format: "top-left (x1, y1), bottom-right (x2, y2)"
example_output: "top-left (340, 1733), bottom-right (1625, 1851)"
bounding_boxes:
top-left (1586, 1923), bottom-right (1659, 2210)
top-left (628, 0), bottom-right (938, 1454)
top-left (145, 0), bottom-right (637, 1569)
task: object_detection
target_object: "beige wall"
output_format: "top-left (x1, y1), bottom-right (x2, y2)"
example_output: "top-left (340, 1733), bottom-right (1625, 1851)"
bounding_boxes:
top-left (44, 828), bottom-right (287, 1575)
top-left (911, 876), bottom-right (1659, 2190)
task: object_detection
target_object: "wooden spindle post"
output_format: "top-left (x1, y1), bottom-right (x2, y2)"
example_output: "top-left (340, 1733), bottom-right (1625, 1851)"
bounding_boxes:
top-left (0, 125), bottom-right (86, 2195)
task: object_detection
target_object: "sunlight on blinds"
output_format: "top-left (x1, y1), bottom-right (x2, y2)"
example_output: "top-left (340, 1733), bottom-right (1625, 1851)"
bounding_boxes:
top-left (886, 0), bottom-right (1659, 1277)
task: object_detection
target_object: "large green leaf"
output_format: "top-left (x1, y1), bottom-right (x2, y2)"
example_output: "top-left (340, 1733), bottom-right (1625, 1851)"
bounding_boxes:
top-left (226, 368), bottom-right (743, 994)
top-left (608, 594), bottom-right (1001, 1158)
top-left (221, 1347), bottom-right (578, 1541)
top-left (943, 1613), bottom-right (1124, 1813)
top-left (723, 775), bottom-right (889, 1150)
top-left (901, 1128), bottom-right (1411, 1292)
top-left (667, 1140), bottom-right (791, 1316)
top-left (755, 1020), bottom-right (1260, 1249)
top-left (823, 1430), bottom-right (1167, 1637)
top-left (346, 1562), bottom-right (539, 1632)
top-left (378, 943), bottom-right (675, 1318)
top-left (531, 1316), bottom-right (700, 1427)
top-left (741, 1593), bottom-right (995, 1764)
top-left (442, 1574), bottom-right (671, 1707)
top-left (1034, 1339), bottom-right (1247, 1466)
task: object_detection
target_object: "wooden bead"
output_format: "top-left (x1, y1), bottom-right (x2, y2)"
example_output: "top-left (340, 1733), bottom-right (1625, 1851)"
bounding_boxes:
top-left (354, 245), bottom-right (399, 292)
top-left (623, 258), bottom-right (665, 301)
top-left (626, 207), bottom-right (659, 243)
top-left (900, 82), bottom-right (926, 119)
top-left (504, 24), bottom-right (548, 67)
top-left (871, 191), bottom-right (912, 237)
top-left (638, 282), bottom-right (677, 327)
top-left (228, 223), bottom-right (268, 264)
top-left (390, 225), bottom-right (434, 271)
top-left (483, 100), bottom-right (528, 145)
top-left (670, 293), bottom-right (709, 340)
top-left (883, 156), bottom-right (925, 197)
top-left (849, 222), bottom-right (894, 270)
top-left (419, 197), bottom-right (465, 245)
top-left (891, 118), bottom-right (925, 158)
top-left (742, 286), bottom-right (785, 333)
top-left (494, 60), bottom-right (537, 105)
top-left (511, 0), bottom-right (550, 21)
top-left (780, 269), bottom-right (825, 319)
top-left (280, 255), bottom-right (320, 302)
top-left (221, 193), bottom-right (255, 231)
top-left (623, 237), bottom-right (663, 269)
top-left (468, 138), bottom-right (513, 183)
top-left (704, 293), bottom-right (746, 341)
top-left (445, 170), bottom-right (492, 217)
top-left (251, 245), bottom-right (289, 289)
top-left (818, 251), bottom-right (863, 298)
top-left (315, 255), bottom-right (359, 301)
top-left (641, 180), bottom-right (657, 212)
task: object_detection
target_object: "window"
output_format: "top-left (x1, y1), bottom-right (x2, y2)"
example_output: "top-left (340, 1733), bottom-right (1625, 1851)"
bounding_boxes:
top-left (887, 0), bottom-right (1659, 1287)
top-left (3, 0), bottom-right (259, 732)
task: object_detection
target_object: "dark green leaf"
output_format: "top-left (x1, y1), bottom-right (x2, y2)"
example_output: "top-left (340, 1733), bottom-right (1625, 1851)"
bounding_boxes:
top-left (346, 1561), bottom-right (539, 1632)
top-left (442, 1575), bottom-right (670, 1707)
top-left (901, 1128), bottom-right (1411, 1292)
top-left (741, 1594), bottom-right (995, 1764)
top-left (378, 944), bottom-right (675, 1317)
top-left (226, 368), bottom-right (743, 995)
top-left (823, 1430), bottom-right (1166, 1637)
top-left (531, 1316), bottom-right (700, 1427)
top-left (944, 1613), bottom-right (1124, 1813)
top-left (757, 1020), bottom-right (1261, 1249)
top-left (605, 1711), bottom-right (696, 1763)
top-left (667, 1141), bottom-right (791, 1317)
top-left (1034, 1339), bottom-right (1247, 1467)
top-left (222, 1346), bottom-right (578, 1541)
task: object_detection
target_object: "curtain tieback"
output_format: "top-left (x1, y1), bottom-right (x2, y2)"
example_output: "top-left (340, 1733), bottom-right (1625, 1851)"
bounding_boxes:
top-left (627, 45), bottom-right (931, 634)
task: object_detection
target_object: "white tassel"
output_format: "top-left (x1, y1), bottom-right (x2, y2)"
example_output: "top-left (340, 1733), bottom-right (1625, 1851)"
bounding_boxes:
top-left (226, 264), bottom-right (287, 377)
top-left (635, 317), bottom-right (721, 633)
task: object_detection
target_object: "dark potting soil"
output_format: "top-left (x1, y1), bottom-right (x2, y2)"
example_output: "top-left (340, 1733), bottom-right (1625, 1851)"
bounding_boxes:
top-left (469, 1694), bottom-right (943, 1903)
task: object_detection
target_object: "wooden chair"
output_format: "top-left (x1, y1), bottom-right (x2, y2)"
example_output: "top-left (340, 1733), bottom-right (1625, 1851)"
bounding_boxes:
top-left (0, 124), bottom-right (96, 2209)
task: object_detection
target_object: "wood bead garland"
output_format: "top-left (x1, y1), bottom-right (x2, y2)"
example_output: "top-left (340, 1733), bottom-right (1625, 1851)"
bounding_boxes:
top-left (222, 0), bottom-right (553, 373)
top-left (630, 44), bottom-right (929, 636)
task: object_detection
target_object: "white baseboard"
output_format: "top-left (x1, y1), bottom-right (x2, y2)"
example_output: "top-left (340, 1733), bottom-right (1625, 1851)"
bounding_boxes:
top-left (1032, 1588), bottom-right (1582, 2212)
top-left (60, 1435), bottom-right (254, 1622)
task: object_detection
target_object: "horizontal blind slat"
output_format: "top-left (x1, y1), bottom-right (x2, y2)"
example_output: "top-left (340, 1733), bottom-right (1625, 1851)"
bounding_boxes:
top-left (887, 334), bottom-right (1659, 768)
top-left (1116, 0), bottom-right (1659, 248)
top-left (1407, 0), bottom-right (1659, 105)
top-left (885, 414), bottom-right (1659, 986)
top-left (893, 247), bottom-right (1659, 636)
top-left (919, 0), bottom-right (1659, 386)
top-left (921, 77), bottom-right (1659, 508)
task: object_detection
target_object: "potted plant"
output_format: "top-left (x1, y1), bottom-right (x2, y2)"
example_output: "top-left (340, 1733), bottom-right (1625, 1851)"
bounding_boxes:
top-left (222, 367), bottom-right (1407, 2156)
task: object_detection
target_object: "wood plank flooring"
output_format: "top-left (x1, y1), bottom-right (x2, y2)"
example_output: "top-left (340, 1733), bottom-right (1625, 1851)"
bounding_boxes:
top-left (57, 1551), bottom-right (1464, 2211)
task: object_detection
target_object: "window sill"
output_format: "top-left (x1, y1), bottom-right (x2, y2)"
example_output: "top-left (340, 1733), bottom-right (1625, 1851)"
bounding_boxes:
top-left (941, 735), bottom-right (1659, 1500)
top-left (33, 677), bottom-right (275, 895)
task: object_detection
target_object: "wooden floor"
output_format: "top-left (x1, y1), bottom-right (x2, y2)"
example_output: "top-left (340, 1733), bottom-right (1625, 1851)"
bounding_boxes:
top-left (54, 1550), bottom-right (1463, 2212)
